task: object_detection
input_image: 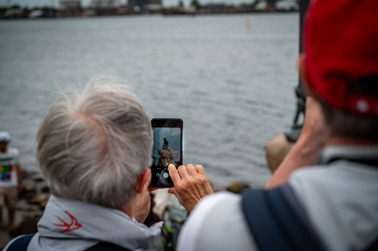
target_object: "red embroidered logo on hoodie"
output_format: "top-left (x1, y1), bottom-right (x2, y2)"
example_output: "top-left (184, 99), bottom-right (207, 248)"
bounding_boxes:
top-left (54, 210), bottom-right (82, 233)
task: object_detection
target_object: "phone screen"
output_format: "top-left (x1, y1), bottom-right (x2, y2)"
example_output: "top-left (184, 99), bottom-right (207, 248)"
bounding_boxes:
top-left (150, 118), bottom-right (183, 188)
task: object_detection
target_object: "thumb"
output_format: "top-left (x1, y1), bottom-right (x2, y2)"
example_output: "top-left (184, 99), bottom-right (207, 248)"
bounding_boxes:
top-left (167, 187), bottom-right (175, 194)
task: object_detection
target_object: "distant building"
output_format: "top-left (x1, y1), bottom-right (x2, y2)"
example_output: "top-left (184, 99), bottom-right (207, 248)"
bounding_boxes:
top-left (128, 0), bottom-right (162, 12)
top-left (59, 0), bottom-right (82, 16)
top-left (128, 0), bottom-right (147, 10)
top-left (255, 0), bottom-right (268, 11)
top-left (87, 0), bottom-right (126, 16)
top-left (4, 8), bottom-right (28, 18)
top-left (275, 0), bottom-right (299, 11)
top-left (60, 0), bottom-right (81, 10)
top-left (89, 0), bottom-right (122, 9)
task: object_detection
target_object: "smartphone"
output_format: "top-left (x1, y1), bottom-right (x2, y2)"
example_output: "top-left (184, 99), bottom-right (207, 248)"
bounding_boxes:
top-left (150, 118), bottom-right (183, 188)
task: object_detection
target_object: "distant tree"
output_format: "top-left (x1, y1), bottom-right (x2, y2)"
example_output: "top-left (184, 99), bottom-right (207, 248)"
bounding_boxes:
top-left (0, 7), bottom-right (7, 15)
top-left (10, 4), bottom-right (21, 9)
top-left (267, 0), bottom-right (277, 9)
top-left (190, 0), bottom-right (201, 9)
top-left (178, 0), bottom-right (184, 8)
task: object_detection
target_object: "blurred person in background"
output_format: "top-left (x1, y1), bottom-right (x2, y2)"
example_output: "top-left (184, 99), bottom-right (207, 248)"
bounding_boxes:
top-left (0, 131), bottom-right (23, 231)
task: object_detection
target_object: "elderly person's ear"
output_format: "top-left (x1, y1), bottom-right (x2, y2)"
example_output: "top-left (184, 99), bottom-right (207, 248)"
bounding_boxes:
top-left (133, 169), bottom-right (152, 223)
top-left (135, 169), bottom-right (151, 194)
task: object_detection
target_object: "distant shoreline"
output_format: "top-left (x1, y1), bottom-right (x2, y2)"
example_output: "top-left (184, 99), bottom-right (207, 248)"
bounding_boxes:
top-left (1, 7), bottom-right (298, 20)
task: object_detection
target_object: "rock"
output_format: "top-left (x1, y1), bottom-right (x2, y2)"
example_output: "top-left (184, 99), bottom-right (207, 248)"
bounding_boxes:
top-left (39, 200), bottom-right (48, 210)
top-left (27, 193), bottom-right (49, 206)
top-left (264, 133), bottom-right (294, 173)
top-left (23, 182), bottom-right (37, 192)
top-left (8, 217), bottom-right (40, 238)
top-left (32, 173), bottom-right (45, 183)
top-left (19, 182), bottom-right (37, 200)
top-left (19, 191), bottom-right (36, 200)
top-left (41, 185), bottom-right (50, 194)
top-left (17, 204), bottom-right (40, 212)
top-left (24, 170), bottom-right (41, 179)
top-left (226, 182), bottom-right (250, 194)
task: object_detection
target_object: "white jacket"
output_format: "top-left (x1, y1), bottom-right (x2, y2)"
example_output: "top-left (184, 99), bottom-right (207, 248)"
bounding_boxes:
top-left (178, 145), bottom-right (378, 251)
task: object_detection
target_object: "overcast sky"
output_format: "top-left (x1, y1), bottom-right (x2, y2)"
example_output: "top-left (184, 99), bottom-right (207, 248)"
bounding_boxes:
top-left (0, 0), bottom-right (255, 8)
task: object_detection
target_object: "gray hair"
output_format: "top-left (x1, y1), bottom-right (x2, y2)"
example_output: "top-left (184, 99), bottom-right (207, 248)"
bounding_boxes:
top-left (36, 77), bottom-right (152, 209)
top-left (320, 99), bottom-right (378, 140)
top-left (318, 75), bottom-right (378, 140)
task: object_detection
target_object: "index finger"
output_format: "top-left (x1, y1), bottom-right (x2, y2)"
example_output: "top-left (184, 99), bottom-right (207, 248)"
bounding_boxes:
top-left (168, 164), bottom-right (181, 185)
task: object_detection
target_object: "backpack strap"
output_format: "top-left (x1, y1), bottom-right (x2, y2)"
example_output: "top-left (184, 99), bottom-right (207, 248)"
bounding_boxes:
top-left (241, 185), bottom-right (326, 251)
top-left (3, 233), bottom-right (35, 251)
top-left (85, 242), bottom-right (131, 251)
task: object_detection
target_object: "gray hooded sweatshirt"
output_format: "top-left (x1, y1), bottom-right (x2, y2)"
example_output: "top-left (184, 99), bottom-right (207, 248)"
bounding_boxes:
top-left (5, 196), bottom-right (162, 251)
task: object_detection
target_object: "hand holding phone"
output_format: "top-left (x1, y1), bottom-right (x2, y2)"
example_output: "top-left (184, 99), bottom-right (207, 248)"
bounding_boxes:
top-left (150, 118), bottom-right (183, 188)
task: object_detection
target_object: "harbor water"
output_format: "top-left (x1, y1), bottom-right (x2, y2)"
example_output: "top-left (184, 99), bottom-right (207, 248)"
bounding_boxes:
top-left (0, 13), bottom-right (299, 190)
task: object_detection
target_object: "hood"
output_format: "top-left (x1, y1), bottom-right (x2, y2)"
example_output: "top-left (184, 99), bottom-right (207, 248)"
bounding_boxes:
top-left (29, 195), bottom-right (162, 251)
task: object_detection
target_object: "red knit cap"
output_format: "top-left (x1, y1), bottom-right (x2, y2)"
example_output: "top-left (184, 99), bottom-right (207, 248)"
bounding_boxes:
top-left (304, 0), bottom-right (378, 117)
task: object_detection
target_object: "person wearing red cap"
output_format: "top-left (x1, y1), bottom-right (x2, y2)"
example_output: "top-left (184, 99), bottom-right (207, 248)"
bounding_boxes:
top-left (166, 0), bottom-right (378, 250)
